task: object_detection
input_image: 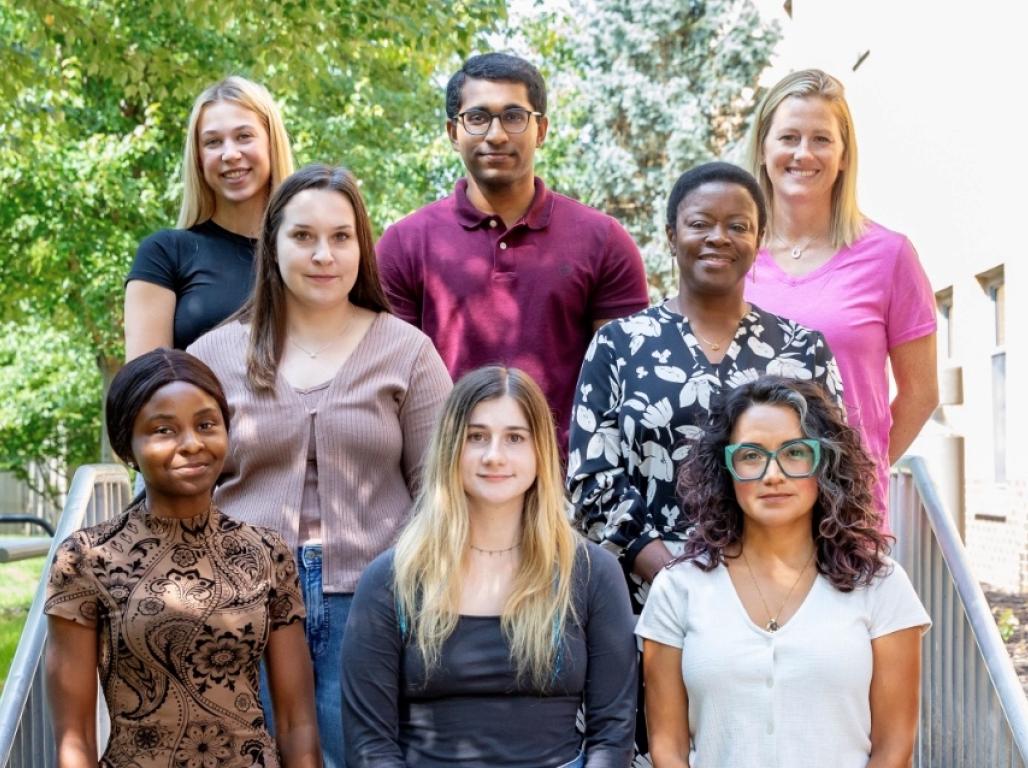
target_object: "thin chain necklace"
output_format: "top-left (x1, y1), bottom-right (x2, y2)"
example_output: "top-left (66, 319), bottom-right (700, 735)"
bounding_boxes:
top-left (288, 321), bottom-right (352, 359)
top-left (740, 547), bottom-right (816, 632)
top-left (468, 540), bottom-right (521, 556)
top-left (692, 326), bottom-right (736, 352)
top-left (669, 298), bottom-right (742, 353)
top-left (773, 233), bottom-right (822, 260)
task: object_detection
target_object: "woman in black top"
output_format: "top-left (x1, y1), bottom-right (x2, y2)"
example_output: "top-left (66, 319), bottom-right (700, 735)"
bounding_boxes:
top-left (124, 76), bottom-right (294, 358)
top-left (342, 366), bottom-right (637, 768)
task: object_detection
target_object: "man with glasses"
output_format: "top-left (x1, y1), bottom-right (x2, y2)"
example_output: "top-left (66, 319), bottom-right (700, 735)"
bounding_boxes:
top-left (377, 52), bottom-right (648, 455)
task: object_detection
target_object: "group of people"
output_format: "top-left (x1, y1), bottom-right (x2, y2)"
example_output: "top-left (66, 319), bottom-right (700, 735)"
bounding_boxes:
top-left (42, 51), bottom-right (938, 768)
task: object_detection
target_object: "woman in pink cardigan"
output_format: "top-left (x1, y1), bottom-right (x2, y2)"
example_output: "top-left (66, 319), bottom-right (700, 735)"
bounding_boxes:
top-left (189, 164), bottom-right (451, 768)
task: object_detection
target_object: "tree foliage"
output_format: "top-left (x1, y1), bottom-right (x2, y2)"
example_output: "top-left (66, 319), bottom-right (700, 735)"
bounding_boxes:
top-left (0, 320), bottom-right (102, 503)
top-left (539, 0), bottom-right (780, 293)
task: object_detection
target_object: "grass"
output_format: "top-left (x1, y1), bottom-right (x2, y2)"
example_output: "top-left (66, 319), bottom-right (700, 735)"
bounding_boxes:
top-left (0, 555), bottom-right (48, 692)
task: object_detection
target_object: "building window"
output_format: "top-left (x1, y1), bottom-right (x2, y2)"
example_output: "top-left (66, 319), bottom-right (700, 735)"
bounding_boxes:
top-left (976, 265), bottom-right (1006, 483)
top-left (935, 287), bottom-right (954, 360)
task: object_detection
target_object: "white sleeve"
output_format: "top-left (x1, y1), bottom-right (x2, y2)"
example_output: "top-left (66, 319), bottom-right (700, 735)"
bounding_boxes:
top-left (869, 560), bottom-right (931, 639)
top-left (635, 565), bottom-right (688, 648)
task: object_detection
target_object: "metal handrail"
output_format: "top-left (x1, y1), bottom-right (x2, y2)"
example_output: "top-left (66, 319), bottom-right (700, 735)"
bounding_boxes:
top-left (892, 456), bottom-right (1028, 767)
top-left (0, 517), bottom-right (55, 537)
top-left (0, 464), bottom-right (129, 767)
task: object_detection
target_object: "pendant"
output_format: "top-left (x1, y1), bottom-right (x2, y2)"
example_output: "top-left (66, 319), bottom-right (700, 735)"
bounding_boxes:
top-left (710, 342), bottom-right (720, 351)
top-left (790, 246), bottom-right (803, 259)
top-left (766, 619), bottom-right (780, 632)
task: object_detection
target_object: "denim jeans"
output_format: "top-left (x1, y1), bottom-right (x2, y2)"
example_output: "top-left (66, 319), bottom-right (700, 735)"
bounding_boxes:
top-left (262, 544), bottom-right (351, 768)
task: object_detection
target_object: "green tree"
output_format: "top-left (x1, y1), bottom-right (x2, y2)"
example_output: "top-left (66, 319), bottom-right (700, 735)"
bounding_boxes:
top-left (531, 0), bottom-right (780, 294)
top-left (0, 0), bottom-right (503, 501)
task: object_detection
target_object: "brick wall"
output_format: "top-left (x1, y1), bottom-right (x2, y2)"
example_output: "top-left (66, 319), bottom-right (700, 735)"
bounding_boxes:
top-left (965, 479), bottom-right (1028, 591)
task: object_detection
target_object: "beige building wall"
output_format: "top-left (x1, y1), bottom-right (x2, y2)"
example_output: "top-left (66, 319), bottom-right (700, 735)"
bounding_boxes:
top-left (757, 0), bottom-right (1027, 588)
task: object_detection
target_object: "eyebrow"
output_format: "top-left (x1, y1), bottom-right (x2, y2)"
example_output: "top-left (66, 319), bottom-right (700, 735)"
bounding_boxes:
top-left (735, 438), bottom-right (806, 449)
top-left (146, 407), bottom-right (220, 421)
top-left (287, 223), bottom-right (355, 230)
top-left (467, 423), bottom-right (531, 431)
top-left (464, 103), bottom-right (532, 112)
top-left (200, 124), bottom-right (257, 137)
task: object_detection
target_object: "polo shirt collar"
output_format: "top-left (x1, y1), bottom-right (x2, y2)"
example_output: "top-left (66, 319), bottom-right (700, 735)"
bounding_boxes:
top-left (453, 177), bottom-right (555, 230)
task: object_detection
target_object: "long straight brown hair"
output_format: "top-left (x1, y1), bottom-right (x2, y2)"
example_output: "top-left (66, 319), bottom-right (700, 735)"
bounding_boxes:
top-left (235, 164), bottom-right (391, 392)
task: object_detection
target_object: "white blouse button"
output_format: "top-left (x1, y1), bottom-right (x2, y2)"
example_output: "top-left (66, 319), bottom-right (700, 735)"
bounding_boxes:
top-left (767, 722), bottom-right (774, 735)
top-left (499, 242), bottom-right (508, 250)
top-left (766, 677), bottom-right (773, 688)
top-left (489, 219), bottom-right (498, 228)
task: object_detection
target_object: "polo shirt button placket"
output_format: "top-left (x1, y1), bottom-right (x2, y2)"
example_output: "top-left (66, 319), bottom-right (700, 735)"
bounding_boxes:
top-left (495, 239), bottom-right (515, 274)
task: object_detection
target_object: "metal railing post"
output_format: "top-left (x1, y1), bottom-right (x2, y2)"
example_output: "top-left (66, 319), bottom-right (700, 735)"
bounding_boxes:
top-left (0, 465), bottom-right (129, 768)
top-left (892, 456), bottom-right (1028, 766)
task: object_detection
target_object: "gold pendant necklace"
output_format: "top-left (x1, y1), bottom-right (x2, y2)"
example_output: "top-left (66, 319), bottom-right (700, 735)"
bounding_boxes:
top-left (668, 298), bottom-right (742, 353)
top-left (693, 328), bottom-right (734, 352)
top-left (740, 547), bottom-right (815, 632)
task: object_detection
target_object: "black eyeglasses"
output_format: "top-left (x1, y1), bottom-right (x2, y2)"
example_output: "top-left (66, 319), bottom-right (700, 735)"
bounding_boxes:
top-left (724, 439), bottom-right (822, 482)
top-left (453, 108), bottom-right (543, 136)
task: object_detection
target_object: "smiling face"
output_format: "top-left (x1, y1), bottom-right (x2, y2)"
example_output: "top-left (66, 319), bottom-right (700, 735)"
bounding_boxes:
top-left (761, 96), bottom-right (847, 205)
top-left (730, 403), bottom-right (819, 534)
top-left (460, 395), bottom-right (538, 516)
top-left (275, 188), bottom-right (361, 312)
top-left (667, 180), bottom-right (760, 299)
top-left (131, 381), bottom-right (228, 508)
top-left (446, 78), bottom-right (548, 193)
top-left (198, 100), bottom-right (272, 211)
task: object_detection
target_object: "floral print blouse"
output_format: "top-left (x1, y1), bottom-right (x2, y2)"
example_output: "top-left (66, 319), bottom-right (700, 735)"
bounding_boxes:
top-left (567, 303), bottom-right (843, 610)
top-left (45, 504), bottom-right (304, 768)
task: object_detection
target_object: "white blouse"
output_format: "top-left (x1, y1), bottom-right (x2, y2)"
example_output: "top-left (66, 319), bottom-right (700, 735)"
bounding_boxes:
top-left (636, 556), bottom-right (930, 768)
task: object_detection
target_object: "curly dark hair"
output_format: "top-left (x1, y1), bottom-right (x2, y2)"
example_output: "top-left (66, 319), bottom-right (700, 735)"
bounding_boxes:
top-left (676, 376), bottom-right (890, 591)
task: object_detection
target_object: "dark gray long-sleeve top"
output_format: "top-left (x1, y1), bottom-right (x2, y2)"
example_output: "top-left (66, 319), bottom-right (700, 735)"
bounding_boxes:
top-left (341, 540), bottom-right (638, 768)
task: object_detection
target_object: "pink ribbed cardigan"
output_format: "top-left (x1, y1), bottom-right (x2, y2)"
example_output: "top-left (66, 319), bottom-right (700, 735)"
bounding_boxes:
top-left (188, 313), bottom-right (452, 592)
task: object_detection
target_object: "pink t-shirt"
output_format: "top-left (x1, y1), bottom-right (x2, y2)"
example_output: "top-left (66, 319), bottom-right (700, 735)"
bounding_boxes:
top-left (745, 221), bottom-right (936, 523)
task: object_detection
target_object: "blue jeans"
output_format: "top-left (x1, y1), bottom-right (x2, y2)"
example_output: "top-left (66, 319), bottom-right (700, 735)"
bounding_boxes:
top-left (262, 545), bottom-right (351, 768)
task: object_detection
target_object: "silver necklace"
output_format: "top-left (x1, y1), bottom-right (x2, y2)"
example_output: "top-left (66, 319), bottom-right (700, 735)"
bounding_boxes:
top-left (468, 540), bottom-right (521, 556)
top-left (773, 233), bottom-right (820, 260)
top-left (288, 324), bottom-right (350, 359)
top-left (740, 547), bottom-right (815, 632)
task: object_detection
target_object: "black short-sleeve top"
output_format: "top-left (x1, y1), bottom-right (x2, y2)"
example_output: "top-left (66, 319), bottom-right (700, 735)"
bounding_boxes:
top-left (127, 220), bottom-right (257, 349)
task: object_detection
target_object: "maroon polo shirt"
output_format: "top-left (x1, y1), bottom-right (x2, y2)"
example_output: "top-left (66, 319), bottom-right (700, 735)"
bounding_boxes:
top-left (376, 177), bottom-right (649, 455)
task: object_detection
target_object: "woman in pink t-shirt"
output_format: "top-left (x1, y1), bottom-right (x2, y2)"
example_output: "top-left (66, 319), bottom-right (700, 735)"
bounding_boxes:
top-left (743, 69), bottom-right (938, 522)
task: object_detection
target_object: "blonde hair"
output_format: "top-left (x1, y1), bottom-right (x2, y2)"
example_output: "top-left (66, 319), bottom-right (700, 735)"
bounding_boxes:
top-left (744, 69), bottom-right (865, 249)
top-left (393, 366), bottom-right (581, 688)
top-left (177, 76), bottom-right (294, 229)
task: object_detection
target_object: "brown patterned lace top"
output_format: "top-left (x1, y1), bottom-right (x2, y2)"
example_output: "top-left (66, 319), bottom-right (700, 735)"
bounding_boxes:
top-left (45, 503), bottom-right (305, 767)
